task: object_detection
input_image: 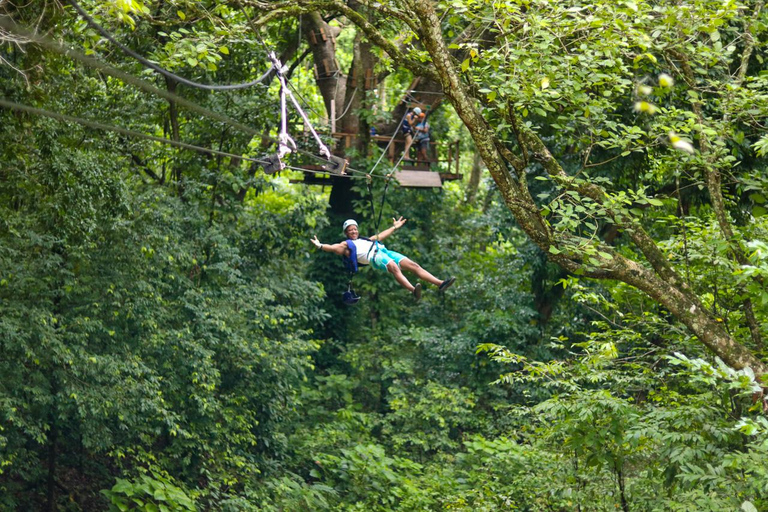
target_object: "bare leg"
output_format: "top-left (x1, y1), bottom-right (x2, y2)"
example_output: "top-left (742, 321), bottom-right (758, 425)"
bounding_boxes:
top-left (403, 134), bottom-right (414, 159)
top-left (399, 258), bottom-right (442, 287)
top-left (387, 261), bottom-right (415, 291)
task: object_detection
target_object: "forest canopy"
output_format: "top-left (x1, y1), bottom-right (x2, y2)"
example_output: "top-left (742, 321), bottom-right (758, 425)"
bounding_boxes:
top-left (1, 0), bottom-right (767, 510)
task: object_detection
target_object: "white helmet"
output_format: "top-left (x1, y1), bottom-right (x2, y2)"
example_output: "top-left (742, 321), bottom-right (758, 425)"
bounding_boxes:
top-left (342, 219), bottom-right (358, 233)
top-left (412, 107), bottom-right (422, 115)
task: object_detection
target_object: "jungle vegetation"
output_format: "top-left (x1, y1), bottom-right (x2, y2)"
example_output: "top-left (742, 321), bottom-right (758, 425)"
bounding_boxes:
top-left (1, 0), bottom-right (767, 510)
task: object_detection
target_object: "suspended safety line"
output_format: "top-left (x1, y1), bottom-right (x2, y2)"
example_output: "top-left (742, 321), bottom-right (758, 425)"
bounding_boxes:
top-left (3, 12), bottom-right (383, 182)
top-left (68, 0), bottom-right (272, 91)
top-left (0, 98), bottom-right (356, 180)
top-left (0, 19), bottom-right (377, 180)
top-left (0, 99), bottom-right (270, 164)
top-left (0, 17), bottom-right (260, 138)
top-left (368, 109), bottom-right (409, 177)
top-left (334, 87), bottom-right (358, 122)
top-left (261, 51), bottom-right (347, 177)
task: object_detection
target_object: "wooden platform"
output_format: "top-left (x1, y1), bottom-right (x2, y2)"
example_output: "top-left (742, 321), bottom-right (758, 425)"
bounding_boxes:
top-left (287, 163), bottom-right (459, 188)
top-left (394, 170), bottom-right (442, 188)
top-left (283, 135), bottom-right (462, 188)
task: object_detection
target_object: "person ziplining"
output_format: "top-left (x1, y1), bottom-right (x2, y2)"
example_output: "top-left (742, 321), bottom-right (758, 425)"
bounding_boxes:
top-left (311, 218), bottom-right (456, 302)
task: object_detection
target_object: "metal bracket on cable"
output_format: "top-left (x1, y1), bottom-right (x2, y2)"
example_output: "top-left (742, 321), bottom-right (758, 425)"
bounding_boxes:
top-left (267, 52), bottom-right (348, 176)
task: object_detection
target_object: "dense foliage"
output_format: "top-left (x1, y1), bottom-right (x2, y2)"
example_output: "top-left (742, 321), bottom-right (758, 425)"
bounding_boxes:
top-left (1, 0), bottom-right (767, 511)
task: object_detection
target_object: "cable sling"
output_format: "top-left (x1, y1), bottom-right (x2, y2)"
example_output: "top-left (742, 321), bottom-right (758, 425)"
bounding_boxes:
top-left (68, 0), bottom-right (273, 91)
top-left (1, 14), bottom-right (386, 181)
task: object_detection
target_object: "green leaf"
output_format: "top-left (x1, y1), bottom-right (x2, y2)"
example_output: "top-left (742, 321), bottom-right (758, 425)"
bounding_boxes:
top-left (219, 46), bottom-right (229, 55)
top-left (461, 59), bottom-right (470, 72)
top-left (742, 502), bottom-right (758, 512)
top-left (177, 10), bottom-right (186, 20)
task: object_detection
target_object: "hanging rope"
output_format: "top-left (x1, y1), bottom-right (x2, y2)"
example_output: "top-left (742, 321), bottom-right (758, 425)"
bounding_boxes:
top-left (2, 13), bottom-right (388, 181)
top-left (334, 87), bottom-right (358, 121)
top-left (0, 98), bottom-right (271, 164)
top-left (368, 109), bottom-right (409, 177)
top-left (68, 0), bottom-right (273, 91)
top-left (374, 174), bottom-right (394, 234)
top-left (0, 98), bottom-right (358, 180)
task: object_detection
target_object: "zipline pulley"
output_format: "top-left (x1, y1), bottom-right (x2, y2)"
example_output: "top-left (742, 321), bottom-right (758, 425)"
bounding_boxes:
top-left (266, 52), bottom-right (347, 176)
top-left (324, 154), bottom-right (348, 175)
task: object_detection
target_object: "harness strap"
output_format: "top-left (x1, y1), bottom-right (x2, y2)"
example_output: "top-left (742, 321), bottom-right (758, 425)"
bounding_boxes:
top-left (268, 52), bottom-right (332, 161)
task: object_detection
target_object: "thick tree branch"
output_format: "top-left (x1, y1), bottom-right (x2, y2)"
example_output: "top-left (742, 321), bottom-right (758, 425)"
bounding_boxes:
top-left (736, 0), bottom-right (764, 84)
top-left (353, 0), bottom-right (421, 33)
top-left (405, 0), bottom-right (766, 377)
top-left (293, 0), bottom-right (440, 81)
top-left (668, 44), bottom-right (764, 350)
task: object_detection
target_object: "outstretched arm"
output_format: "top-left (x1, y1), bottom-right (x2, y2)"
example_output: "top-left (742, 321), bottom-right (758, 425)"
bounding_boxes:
top-left (311, 235), bottom-right (348, 256)
top-left (371, 216), bottom-right (406, 241)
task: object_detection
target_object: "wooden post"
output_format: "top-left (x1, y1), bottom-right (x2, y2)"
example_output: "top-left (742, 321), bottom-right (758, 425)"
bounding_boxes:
top-left (455, 140), bottom-right (460, 174)
top-left (330, 99), bottom-right (336, 134)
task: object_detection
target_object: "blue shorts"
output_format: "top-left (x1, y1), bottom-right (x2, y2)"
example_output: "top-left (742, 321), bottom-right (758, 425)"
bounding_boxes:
top-left (370, 246), bottom-right (408, 271)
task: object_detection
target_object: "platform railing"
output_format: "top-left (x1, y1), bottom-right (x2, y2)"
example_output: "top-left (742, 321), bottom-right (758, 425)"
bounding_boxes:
top-left (331, 132), bottom-right (461, 177)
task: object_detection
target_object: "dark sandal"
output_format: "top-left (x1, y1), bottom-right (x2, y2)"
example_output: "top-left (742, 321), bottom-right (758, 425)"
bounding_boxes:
top-left (439, 277), bottom-right (456, 292)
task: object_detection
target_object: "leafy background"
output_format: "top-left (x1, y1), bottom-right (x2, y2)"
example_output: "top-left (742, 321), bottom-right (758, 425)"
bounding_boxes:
top-left (1, 0), bottom-right (767, 510)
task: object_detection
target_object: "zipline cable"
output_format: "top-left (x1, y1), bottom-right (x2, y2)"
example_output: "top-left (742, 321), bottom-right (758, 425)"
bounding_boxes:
top-left (368, 109), bottom-right (409, 177)
top-left (0, 98), bottom-right (360, 180)
top-left (0, 17), bottom-right (260, 138)
top-left (68, 0), bottom-right (273, 91)
top-left (0, 19), bottom-right (386, 180)
top-left (0, 98), bottom-right (272, 164)
top-left (3, 15), bottom-right (387, 181)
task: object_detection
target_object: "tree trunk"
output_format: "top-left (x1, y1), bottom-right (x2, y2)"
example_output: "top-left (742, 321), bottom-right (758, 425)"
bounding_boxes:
top-left (45, 374), bottom-right (58, 512)
top-left (302, 12), bottom-right (346, 116)
top-left (165, 76), bottom-right (181, 184)
top-left (466, 151), bottom-right (483, 204)
top-left (408, 0), bottom-right (768, 379)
